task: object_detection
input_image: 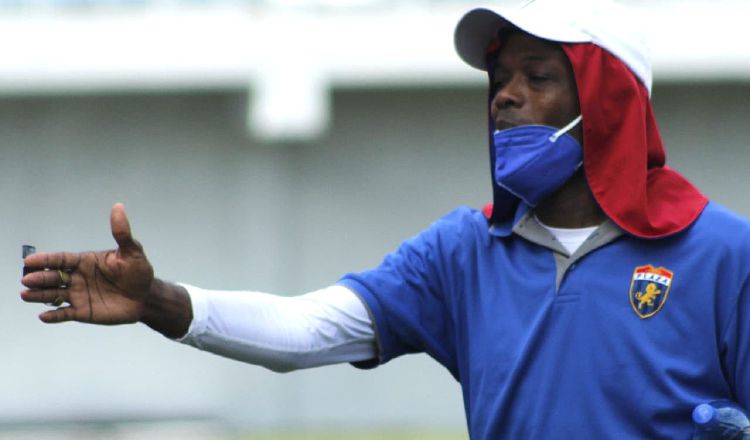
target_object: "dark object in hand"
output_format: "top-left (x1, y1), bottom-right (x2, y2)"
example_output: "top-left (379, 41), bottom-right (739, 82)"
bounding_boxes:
top-left (22, 245), bottom-right (36, 276)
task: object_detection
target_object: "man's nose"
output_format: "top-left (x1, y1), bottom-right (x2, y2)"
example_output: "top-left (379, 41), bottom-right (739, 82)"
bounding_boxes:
top-left (492, 75), bottom-right (525, 110)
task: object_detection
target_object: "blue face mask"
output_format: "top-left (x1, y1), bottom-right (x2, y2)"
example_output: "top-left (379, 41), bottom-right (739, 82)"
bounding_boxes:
top-left (493, 115), bottom-right (583, 207)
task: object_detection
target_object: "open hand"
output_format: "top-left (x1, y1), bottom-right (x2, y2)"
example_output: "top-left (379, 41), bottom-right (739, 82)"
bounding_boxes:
top-left (21, 203), bottom-right (155, 325)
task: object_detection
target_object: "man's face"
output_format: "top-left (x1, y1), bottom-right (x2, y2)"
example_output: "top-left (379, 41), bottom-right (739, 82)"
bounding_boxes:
top-left (491, 31), bottom-right (582, 143)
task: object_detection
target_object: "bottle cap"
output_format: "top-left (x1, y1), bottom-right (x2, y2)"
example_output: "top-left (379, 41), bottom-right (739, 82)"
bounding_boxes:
top-left (693, 403), bottom-right (718, 426)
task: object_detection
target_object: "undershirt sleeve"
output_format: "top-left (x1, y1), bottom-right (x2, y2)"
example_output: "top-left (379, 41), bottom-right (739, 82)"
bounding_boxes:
top-left (176, 284), bottom-right (377, 372)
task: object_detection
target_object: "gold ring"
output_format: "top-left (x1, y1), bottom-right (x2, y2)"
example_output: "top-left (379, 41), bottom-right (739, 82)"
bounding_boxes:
top-left (58, 270), bottom-right (72, 286)
top-left (51, 297), bottom-right (65, 307)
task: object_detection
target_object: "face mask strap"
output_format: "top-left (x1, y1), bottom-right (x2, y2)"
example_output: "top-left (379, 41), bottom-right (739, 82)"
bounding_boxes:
top-left (549, 115), bottom-right (583, 142)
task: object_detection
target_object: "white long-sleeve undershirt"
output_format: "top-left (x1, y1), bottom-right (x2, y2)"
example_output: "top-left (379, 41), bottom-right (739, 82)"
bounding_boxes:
top-left (177, 284), bottom-right (377, 373)
top-left (175, 222), bottom-right (598, 373)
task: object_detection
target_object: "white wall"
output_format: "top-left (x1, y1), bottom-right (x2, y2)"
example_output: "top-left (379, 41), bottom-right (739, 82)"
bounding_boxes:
top-left (1, 0), bottom-right (749, 141)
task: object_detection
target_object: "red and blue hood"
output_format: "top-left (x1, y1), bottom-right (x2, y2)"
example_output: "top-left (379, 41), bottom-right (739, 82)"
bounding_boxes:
top-left (485, 42), bottom-right (708, 239)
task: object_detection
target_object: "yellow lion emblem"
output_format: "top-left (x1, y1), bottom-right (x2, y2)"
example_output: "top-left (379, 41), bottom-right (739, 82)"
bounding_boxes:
top-left (635, 283), bottom-right (662, 310)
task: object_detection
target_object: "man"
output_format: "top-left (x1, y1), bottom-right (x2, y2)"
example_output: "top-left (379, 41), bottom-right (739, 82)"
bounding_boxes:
top-left (20, 0), bottom-right (750, 438)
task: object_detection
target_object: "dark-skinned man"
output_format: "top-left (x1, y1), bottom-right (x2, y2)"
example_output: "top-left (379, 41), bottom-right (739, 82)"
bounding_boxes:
top-left (21, 0), bottom-right (750, 438)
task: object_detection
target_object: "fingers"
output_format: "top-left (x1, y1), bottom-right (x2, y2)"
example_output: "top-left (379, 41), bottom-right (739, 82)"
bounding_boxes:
top-left (20, 287), bottom-right (69, 305)
top-left (21, 274), bottom-right (74, 322)
top-left (110, 203), bottom-right (142, 256)
top-left (23, 252), bottom-right (81, 272)
top-left (39, 306), bottom-right (76, 324)
top-left (21, 268), bottom-right (75, 289)
top-left (21, 270), bottom-right (72, 308)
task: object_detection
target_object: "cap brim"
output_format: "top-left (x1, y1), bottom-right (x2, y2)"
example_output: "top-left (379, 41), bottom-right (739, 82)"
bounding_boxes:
top-left (454, 7), bottom-right (593, 71)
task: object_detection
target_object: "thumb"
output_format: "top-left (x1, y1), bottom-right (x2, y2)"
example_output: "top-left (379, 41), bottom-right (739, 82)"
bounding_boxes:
top-left (110, 203), bottom-right (140, 255)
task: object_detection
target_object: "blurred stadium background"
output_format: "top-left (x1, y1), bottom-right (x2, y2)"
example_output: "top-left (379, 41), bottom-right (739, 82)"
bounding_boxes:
top-left (1, 0), bottom-right (748, 438)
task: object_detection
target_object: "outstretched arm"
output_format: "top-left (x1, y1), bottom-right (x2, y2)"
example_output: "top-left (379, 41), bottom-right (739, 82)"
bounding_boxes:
top-left (20, 203), bottom-right (192, 339)
top-left (20, 203), bottom-right (377, 370)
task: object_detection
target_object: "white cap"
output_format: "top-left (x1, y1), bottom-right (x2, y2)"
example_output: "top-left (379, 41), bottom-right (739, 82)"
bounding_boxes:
top-left (454, 0), bottom-right (652, 94)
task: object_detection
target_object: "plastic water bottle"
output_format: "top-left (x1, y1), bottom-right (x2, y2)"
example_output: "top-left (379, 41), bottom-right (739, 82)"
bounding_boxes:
top-left (693, 400), bottom-right (750, 439)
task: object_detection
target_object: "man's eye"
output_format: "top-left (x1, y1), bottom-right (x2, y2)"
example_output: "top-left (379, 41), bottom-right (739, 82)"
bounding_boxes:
top-left (529, 75), bottom-right (550, 82)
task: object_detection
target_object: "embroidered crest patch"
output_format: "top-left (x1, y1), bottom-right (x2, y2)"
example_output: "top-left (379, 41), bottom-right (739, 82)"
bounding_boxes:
top-left (629, 265), bottom-right (674, 319)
